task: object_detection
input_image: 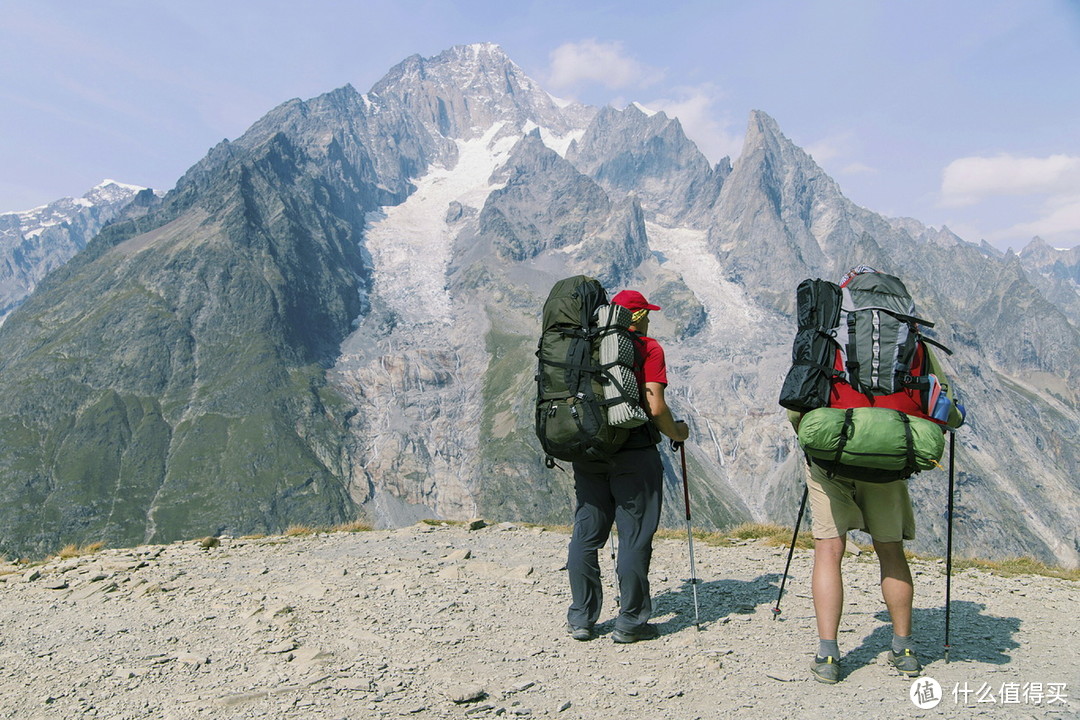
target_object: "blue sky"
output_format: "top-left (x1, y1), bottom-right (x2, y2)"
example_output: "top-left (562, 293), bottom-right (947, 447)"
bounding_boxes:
top-left (2, 0), bottom-right (1078, 250)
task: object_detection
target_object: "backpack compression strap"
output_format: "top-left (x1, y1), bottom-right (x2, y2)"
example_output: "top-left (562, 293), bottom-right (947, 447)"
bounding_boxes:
top-left (897, 410), bottom-right (916, 472)
top-left (827, 408), bottom-right (856, 478)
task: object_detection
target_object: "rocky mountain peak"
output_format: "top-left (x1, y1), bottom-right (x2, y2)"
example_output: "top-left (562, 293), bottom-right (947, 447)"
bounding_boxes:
top-left (1021, 235), bottom-right (1049, 254)
top-left (978, 239), bottom-right (1004, 258)
top-left (368, 43), bottom-right (586, 142)
top-left (705, 111), bottom-right (844, 301)
top-left (565, 104), bottom-right (721, 223)
top-left (0, 180), bottom-right (150, 322)
top-left (480, 128), bottom-right (612, 262)
top-left (744, 108), bottom-right (782, 144)
top-left (1017, 235), bottom-right (1080, 313)
top-left (739, 109), bottom-right (832, 187)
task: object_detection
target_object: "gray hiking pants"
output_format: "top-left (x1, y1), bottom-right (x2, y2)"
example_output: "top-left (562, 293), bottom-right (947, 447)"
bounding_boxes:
top-left (567, 445), bottom-right (663, 632)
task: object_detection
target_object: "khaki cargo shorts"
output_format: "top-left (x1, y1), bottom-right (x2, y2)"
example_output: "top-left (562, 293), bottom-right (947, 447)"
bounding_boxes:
top-left (805, 460), bottom-right (915, 542)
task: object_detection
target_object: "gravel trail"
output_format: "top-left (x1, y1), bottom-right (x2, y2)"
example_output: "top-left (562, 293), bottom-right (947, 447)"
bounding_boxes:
top-left (1, 523), bottom-right (1076, 719)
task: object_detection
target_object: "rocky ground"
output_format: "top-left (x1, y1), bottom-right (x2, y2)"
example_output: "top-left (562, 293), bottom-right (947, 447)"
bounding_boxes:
top-left (1, 522), bottom-right (1077, 720)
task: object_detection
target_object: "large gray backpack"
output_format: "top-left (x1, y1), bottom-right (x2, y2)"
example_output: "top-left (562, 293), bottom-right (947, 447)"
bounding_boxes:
top-left (779, 271), bottom-right (948, 412)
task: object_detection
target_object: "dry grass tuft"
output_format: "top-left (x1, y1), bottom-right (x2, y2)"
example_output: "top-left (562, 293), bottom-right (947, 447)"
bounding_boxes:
top-left (284, 525), bottom-right (318, 537)
top-left (333, 520), bottom-right (374, 533)
top-left (52, 541), bottom-right (106, 560)
top-left (725, 522), bottom-right (815, 548)
top-left (949, 555), bottom-right (1080, 582)
top-left (655, 522), bottom-right (814, 550)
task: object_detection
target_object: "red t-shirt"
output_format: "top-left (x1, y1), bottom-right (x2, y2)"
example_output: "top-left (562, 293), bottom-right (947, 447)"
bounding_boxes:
top-left (828, 343), bottom-right (930, 420)
top-left (632, 333), bottom-right (668, 390)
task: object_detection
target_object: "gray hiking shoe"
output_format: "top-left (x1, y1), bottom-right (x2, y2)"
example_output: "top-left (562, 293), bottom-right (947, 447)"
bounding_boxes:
top-left (611, 624), bottom-right (659, 644)
top-left (810, 655), bottom-right (841, 684)
top-left (566, 623), bottom-right (595, 641)
top-left (887, 648), bottom-right (922, 677)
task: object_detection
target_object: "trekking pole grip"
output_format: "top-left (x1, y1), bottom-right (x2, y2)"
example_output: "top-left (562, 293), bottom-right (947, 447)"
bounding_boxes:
top-left (670, 420), bottom-right (685, 451)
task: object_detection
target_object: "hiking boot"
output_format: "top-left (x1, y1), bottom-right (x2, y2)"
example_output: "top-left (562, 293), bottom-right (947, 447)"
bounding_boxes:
top-left (612, 624), bottom-right (659, 644)
top-left (810, 655), bottom-right (841, 684)
top-left (887, 648), bottom-right (922, 677)
top-left (566, 623), bottom-right (595, 641)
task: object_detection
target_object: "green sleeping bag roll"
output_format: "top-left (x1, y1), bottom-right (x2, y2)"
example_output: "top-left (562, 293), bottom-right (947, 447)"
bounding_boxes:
top-left (797, 407), bottom-right (945, 473)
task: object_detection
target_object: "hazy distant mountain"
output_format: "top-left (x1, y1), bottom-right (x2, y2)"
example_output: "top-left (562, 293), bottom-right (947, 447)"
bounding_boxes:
top-left (0, 181), bottom-right (156, 321)
top-left (1017, 237), bottom-right (1080, 326)
top-left (0, 44), bottom-right (1075, 569)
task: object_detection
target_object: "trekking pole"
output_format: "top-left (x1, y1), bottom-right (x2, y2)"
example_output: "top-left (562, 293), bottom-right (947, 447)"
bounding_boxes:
top-left (945, 431), bottom-right (956, 663)
top-left (772, 484), bottom-right (809, 619)
top-left (609, 535), bottom-right (620, 607)
top-left (673, 440), bottom-right (701, 630)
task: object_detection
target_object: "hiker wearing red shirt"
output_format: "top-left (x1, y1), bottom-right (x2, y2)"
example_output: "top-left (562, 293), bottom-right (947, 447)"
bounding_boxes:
top-left (565, 290), bottom-right (690, 643)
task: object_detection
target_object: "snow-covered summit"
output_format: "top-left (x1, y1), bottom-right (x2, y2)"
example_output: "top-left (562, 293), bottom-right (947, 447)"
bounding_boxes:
top-left (368, 43), bottom-right (595, 143)
top-left (3, 180), bottom-right (147, 221)
top-left (0, 180), bottom-right (150, 322)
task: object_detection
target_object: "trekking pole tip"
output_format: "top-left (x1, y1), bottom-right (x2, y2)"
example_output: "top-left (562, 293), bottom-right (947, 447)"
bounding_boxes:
top-left (770, 607), bottom-right (781, 620)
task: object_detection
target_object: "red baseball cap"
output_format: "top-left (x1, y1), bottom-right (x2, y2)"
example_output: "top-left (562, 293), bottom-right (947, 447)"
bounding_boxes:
top-left (611, 290), bottom-right (660, 312)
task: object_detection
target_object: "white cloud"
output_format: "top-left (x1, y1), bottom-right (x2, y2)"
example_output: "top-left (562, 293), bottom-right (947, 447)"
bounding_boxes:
top-left (940, 154), bottom-right (1080, 207)
top-left (941, 154), bottom-right (1080, 247)
top-left (546, 40), bottom-right (663, 92)
top-left (841, 162), bottom-right (877, 176)
top-left (644, 84), bottom-right (742, 164)
top-left (804, 138), bottom-right (845, 164)
top-left (804, 132), bottom-right (877, 176)
top-left (991, 197), bottom-right (1080, 247)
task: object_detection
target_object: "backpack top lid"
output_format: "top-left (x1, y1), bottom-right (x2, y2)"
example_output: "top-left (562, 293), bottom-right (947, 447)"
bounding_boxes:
top-left (541, 275), bottom-right (607, 331)
top-left (839, 265), bottom-right (880, 288)
top-left (841, 267), bottom-right (909, 300)
top-left (840, 268), bottom-right (919, 322)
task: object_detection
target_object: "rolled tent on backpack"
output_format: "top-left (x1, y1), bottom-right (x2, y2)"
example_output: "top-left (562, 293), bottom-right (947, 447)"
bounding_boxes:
top-left (778, 279), bottom-right (843, 412)
top-left (797, 406), bottom-right (945, 478)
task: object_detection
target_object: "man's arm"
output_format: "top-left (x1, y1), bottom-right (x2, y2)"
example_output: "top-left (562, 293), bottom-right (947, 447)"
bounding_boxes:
top-left (644, 381), bottom-right (689, 442)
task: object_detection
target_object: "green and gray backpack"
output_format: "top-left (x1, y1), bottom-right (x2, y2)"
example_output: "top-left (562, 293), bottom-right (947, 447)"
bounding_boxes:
top-left (779, 271), bottom-right (951, 411)
top-left (779, 268), bottom-right (964, 482)
top-left (535, 275), bottom-right (648, 466)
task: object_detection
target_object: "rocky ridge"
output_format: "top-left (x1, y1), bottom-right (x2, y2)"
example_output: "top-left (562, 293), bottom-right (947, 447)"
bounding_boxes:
top-left (0, 523), bottom-right (1076, 720)
top-left (0, 180), bottom-right (154, 321)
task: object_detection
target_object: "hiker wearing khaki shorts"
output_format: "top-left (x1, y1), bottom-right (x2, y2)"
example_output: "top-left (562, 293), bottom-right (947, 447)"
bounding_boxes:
top-left (804, 453), bottom-right (920, 683)
top-left (787, 407), bottom-right (922, 683)
top-left (780, 267), bottom-right (965, 684)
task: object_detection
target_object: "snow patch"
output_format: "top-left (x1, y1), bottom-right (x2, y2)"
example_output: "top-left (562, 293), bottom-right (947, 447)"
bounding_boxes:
top-left (98, 179), bottom-right (146, 193)
top-left (645, 221), bottom-right (765, 336)
top-left (362, 123), bottom-right (519, 325)
top-left (3, 205), bottom-right (48, 219)
top-left (539, 127), bottom-right (584, 158)
top-left (632, 102), bottom-right (658, 116)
